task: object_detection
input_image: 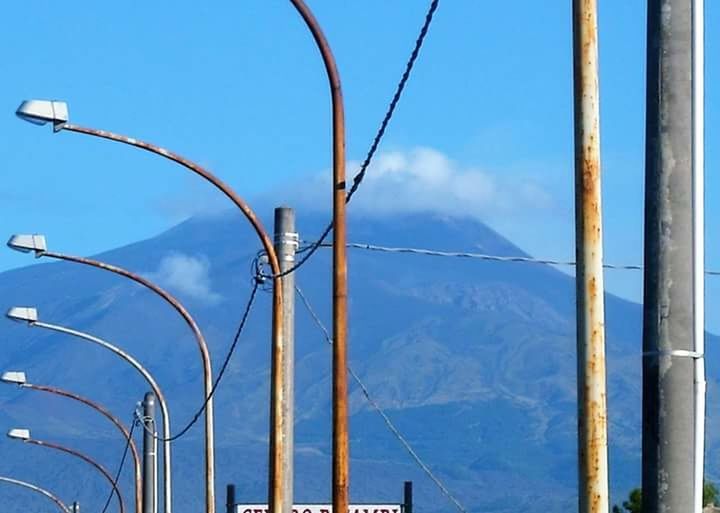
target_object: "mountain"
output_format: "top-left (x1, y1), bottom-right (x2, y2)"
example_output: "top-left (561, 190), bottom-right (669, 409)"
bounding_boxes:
top-left (0, 209), bottom-right (717, 513)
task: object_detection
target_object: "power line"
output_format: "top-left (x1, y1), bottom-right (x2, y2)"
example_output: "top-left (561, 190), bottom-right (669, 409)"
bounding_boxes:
top-left (260, 0), bottom-right (441, 280)
top-left (137, 279), bottom-right (260, 442)
top-left (294, 283), bottom-right (468, 513)
top-left (306, 241), bottom-right (720, 275)
top-left (100, 417), bottom-right (136, 513)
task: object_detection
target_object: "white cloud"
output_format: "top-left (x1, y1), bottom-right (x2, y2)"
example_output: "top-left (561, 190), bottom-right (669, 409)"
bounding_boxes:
top-left (286, 147), bottom-right (555, 221)
top-left (146, 253), bottom-right (221, 305)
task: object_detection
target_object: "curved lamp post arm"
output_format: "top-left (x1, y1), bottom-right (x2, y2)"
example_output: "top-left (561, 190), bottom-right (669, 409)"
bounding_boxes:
top-left (57, 121), bottom-right (284, 513)
top-left (26, 439), bottom-right (125, 513)
top-left (38, 249), bottom-right (213, 513)
top-left (31, 320), bottom-right (172, 513)
top-left (288, 2), bottom-right (348, 512)
top-left (0, 475), bottom-right (72, 513)
top-left (23, 383), bottom-right (141, 513)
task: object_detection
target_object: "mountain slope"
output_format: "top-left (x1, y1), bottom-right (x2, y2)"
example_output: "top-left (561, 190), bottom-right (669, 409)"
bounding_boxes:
top-left (0, 210), bottom-right (712, 513)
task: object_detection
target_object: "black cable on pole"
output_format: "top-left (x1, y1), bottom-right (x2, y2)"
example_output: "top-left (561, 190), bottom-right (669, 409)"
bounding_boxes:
top-left (137, 279), bottom-right (260, 442)
top-left (100, 418), bottom-right (136, 513)
top-left (260, 0), bottom-right (441, 280)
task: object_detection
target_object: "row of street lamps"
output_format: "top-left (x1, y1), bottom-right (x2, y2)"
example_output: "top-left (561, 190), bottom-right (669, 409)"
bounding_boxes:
top-left (2, 2), bottom-right (349, 513)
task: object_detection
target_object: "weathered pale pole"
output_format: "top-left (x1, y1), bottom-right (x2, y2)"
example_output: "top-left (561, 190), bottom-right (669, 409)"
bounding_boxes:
top-left (572, 1), bottom-right (610, 512)
top-left (274, 207), bottom-right (297, 513)
top-left (642, 0), bottom-right (697, 511)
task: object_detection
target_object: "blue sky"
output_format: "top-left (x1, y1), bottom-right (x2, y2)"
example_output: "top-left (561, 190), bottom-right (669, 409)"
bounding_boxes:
top-left (0, 1), bottom-right (718, 328)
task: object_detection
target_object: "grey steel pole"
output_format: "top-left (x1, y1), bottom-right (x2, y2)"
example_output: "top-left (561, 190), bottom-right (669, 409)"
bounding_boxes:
top-left (274, 207), bottom-right (297, 513)
top-left (142, 393), bottom-right (158, 513)
top-left (572, 1), bottom-right (610, 512)
top-left (642, 1), bottom-right (696, 512)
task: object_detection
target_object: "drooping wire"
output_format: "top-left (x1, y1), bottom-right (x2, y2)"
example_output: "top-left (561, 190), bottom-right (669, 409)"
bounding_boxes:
top-left (294, 283), bottom-right (468, 513)
top-left (136, 279), bottom-right (260, 442)
top-left (99, 417), bottom-right (137, 513)
top-left (258, 0), bottom-right (441, 281)
top-left (302, 240), bottom-right (720, 275)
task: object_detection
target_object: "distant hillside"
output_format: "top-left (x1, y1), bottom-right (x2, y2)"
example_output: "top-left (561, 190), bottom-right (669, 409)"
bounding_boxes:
top-left (1, 209), bottom-right (718, 513)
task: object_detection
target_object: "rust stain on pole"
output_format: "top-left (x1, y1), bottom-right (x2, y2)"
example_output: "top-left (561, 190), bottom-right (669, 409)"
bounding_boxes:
top-left (28, 439), bottom-right (127, 513)
top-left (26, 384), bottom-right (142, 513)
top-left (572, 1), bottom-right (609, 513)
top-left (287, 2), bottom-right (348, 513)
top-left (60, 123), bottom-right (284, 513)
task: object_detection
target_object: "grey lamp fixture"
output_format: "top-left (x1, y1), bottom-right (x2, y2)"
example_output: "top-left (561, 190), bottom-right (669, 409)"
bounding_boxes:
top-left (1, 371), bottom-right (27, 385)
top-left (7, 235), bottom-right (46, 255)
top-left (7, 428), bottom-right (31, 441)
top-left (16, 100), bottom-right (68, 131)
top-left (6, 307), bottom-right (38, 323)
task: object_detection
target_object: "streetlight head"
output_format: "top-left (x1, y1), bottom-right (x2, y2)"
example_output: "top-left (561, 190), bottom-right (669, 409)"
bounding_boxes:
top-left (7, 428), bottom-right (30, 441)
top-left (1, 371), bottom-right (27, 385)
top-left (7, 234), bottom-right (47, 255)
top-left (6, 307), bottom-right (38, 324)
top-left (16, 100), bottom-right (68, 132)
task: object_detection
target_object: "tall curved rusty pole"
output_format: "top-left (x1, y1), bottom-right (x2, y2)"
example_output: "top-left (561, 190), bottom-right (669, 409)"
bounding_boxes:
top-left (0, 475), bottom-right (72, 513)
top-left (7, 432), bottom-right (125, 513)
top-left (572, 1), bottom-right (609, 512)
top-left (7, 234), bottom-right (214, 513)
top-left (288, 2), bottom-right (348, 511)
top-left (13, 379), bottom-right (142, 513)
top-left (14, 100), bottom-right (285, 513)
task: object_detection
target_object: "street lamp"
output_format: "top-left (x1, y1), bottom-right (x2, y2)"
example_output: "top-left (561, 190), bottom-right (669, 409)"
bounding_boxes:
top-left (286, 3), bottom-right (349, 510)
top-left (15, 100), bottom-right (284, 513)
top-left (0, 475), bottom-right (72, 513)
top-left (6, 306), bottom-right (172, 513)
top-left (7, 428), bottom-right (125, 513)
top-left (8, 232), bottom-right (214, 513)
top-left (15, 100), bottom-right (68, 131)
top-left (2, 371), bottom-right (142, 513)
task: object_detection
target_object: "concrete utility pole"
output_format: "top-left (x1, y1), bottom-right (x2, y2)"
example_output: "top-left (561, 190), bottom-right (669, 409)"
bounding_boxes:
top-left (142, 393), bottom-right (158, 513)
top-left (642, 0), bottom-right (701, 511)
top-left (274, 207), bottom-right (298, 513)
top-left (572, 1), bottom-right (610, 512)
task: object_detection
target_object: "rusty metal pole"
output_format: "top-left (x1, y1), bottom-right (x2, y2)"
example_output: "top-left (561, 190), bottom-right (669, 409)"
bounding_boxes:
top-left (26, 438), bottom-right (126, 513)
top-left (21, 383), bottom-right (142, 513)
top-left (287, 3), bottom-right (348, 512)
top-left (35, 248), bottom-right (215, 513)
top-left (642, 1), bottom-right (696, 511)
top-left (52, 122), bottom-right (283, 513)
top-left (572, 1), bottom-right (610, 512)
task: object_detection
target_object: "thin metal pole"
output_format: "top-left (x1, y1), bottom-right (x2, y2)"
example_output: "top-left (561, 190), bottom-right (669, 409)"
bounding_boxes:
top-left (287, 4), bottom-right (348, 512)
top-left (274, 207), bottom-right (297, 513)
top-left (226, 485), bottom-right (236, 513)
top-left (58, 122), bottom-right (282, 513)
top-left (642, 0), bottom-right (696, 511)
top-left (572, 1), bottom-right (609, 512)
top-left (26, 438), bottom-right (125, 513)
top-left (31, 320), bottom-right (172, 513)
top-left (39, 249), bottom-right (214, 513)
top-left (692, 2), bottom-right (706, 512)
top-left (403, 481), bottom-right (413, 513)
top-left (73, 501), bottom-right (80, 513)
top-left (142, 393), bottom-right (158, 513)
top-left (0, 475), bottom-right (72, 513)
top-left (22, 383), bottom-right (142, 513)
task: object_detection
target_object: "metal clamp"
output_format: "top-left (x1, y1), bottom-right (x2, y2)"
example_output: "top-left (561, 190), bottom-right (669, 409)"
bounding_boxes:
top-left (643, 349), bottom-right (704, 359)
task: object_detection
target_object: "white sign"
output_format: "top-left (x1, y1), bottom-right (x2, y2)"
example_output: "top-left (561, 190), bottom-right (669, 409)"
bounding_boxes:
top-left (235, 504), bottom-right (403, 513)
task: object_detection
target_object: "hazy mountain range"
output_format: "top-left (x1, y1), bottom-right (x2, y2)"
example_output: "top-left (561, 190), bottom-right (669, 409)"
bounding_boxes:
top-left (0, 209), bottom-right (718, 513)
